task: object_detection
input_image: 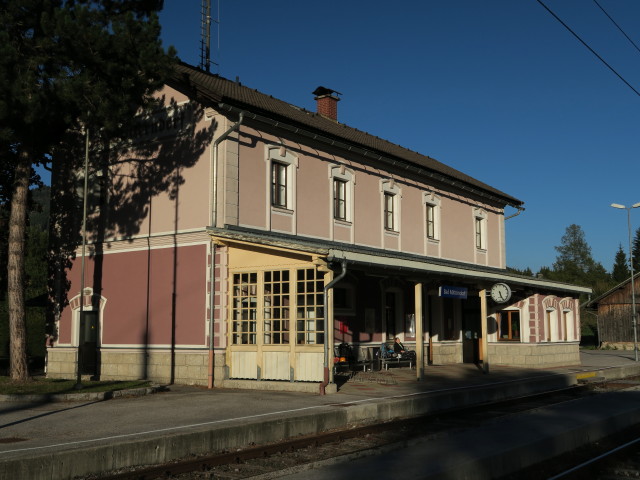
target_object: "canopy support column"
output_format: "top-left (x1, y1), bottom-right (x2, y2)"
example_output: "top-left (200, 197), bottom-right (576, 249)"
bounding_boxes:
top-left (415, 282), bottom-right (424, 381)
top-left (480, 289), bottom-right (489, 374)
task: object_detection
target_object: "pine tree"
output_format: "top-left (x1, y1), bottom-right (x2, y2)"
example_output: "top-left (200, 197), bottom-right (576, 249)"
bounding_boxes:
top-left (612, 244), bottom-right (631, 283)
top-left (0, 0), bottom-right (175, 380)
top-left (633, 227), bottom-right (640, 273)
top-left (551, 224), bottom-right (611, 289)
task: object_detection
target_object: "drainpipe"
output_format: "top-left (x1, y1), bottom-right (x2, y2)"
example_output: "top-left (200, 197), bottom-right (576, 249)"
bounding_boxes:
top-left (208, 110), bottom-right (245, 389)
top-left (320, 259), bottom-right (347, 395)
top-left (505, 206), bottom-right (525, 221)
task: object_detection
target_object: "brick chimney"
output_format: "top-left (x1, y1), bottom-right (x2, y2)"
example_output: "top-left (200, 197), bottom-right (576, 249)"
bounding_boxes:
top-left (313, 86), bottom-right (341, 121)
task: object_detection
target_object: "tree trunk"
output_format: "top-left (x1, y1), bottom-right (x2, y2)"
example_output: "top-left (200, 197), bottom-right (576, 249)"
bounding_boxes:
top-left (7, 151), bottom-right (30, 381)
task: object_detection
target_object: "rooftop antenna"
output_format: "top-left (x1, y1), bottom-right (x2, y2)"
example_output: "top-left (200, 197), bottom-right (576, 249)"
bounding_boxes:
top-left (199, 0), bottom-right (219, 72)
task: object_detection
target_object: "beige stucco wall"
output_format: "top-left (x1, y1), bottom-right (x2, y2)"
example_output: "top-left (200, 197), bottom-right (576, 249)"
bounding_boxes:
top-left (105, 86), bottom-right (215, 241)
top-left (227, 120), bottom-right (505, 269)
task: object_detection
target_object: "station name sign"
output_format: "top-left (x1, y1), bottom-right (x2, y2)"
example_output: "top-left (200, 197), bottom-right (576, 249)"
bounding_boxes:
top-left (439, 285), bottom-right (468, 299)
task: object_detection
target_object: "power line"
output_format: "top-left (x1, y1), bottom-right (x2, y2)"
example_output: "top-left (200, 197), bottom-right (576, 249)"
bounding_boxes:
top-left (536, 0), bottom-right (640, 97)
top-left (593, 0), bottom-right (640, 56)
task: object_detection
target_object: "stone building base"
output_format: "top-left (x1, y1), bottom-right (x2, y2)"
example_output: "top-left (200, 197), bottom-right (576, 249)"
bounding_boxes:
top-left (431, 342), bottom-right (463, 365)
top-left (46, 347), bottom-right (212, 386)
top-left (427, 341), bottom-right (580, 369)
top-left (489, 342), bottom-right (580, 368)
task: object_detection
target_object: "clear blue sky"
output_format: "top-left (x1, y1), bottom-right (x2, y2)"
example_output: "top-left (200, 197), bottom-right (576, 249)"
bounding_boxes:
top-left (152, 1), bottom-right (639, 274)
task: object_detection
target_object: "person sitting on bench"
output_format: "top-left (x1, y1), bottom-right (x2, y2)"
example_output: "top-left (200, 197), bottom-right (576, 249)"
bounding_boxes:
top-left (393, 337), bottom-right (406, 355)
top-left (393, 337), bottom-right (416, 360)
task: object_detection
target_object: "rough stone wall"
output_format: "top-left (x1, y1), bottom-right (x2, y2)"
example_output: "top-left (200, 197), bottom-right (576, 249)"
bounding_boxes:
top-left (46, 348), bottom-right (209, 385)
top-left (431, 342), bottom-right (462, 364)
top-left (489, 342), bottom-right (580, 368)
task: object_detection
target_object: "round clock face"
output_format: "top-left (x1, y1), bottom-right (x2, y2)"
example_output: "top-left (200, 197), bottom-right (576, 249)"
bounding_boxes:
top-left (490, 282), bottom-right (512, 303)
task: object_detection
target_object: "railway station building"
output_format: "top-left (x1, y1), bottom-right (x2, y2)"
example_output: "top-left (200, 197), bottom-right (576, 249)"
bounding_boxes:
top-left (46, 62), bottom-right (591, 393)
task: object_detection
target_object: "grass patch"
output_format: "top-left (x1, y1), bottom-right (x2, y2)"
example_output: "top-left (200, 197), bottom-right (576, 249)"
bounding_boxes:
top-left (0, 376), bottom-right (151, 395)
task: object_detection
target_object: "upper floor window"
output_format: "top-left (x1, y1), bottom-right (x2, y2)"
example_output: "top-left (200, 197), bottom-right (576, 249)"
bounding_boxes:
top-left (473, 208), bottom-right (487, 250)
top-left (381, 179), bottom-right (401, 233)
top-left (330, 165), bottom-right (354, 223)
top-left (427, 204), bottom-right (436, 238)
top-left (475, 217), bottom-right (482, 248)
top-left (272, 161), bottom-right (288, 208)
top-left (384, 193), bottom-right (396, 231)
top-left (424, 192), bottom-right (441, 241)
top-left (266, 145), bottom-right (298, 212)
top-left (334, 179), bottom-right (347, 220)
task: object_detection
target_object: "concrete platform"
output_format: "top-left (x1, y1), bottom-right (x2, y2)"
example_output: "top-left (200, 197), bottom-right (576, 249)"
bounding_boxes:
top-left (0, 349), bottom-right (639, 480)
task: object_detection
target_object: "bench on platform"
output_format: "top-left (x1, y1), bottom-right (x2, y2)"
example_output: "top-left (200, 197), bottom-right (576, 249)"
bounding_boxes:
top-left (378, 342), bottom-right (414, 370)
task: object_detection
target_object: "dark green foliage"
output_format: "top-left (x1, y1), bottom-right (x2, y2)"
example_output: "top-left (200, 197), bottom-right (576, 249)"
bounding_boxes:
top-left (0, 0), bottom-right (175, 378)
top-left (612, 244), bottom-right (631, 284)
top-left (633, 227), bottom-right (640, 273)
top-left (544, 224), bottom-right (612, 294)
top-left (506, 266), bottom-right (534, 277)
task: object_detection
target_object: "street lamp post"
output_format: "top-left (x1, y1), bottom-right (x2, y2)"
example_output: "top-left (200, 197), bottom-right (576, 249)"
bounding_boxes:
top-left (76, 128), bottom-right (90, 389)
top-left (611, 202), bottom-right (640, 361)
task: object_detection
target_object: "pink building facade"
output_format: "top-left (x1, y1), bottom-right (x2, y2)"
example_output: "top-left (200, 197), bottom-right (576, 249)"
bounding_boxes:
top-left (47, 63), bottom-right (590, 392)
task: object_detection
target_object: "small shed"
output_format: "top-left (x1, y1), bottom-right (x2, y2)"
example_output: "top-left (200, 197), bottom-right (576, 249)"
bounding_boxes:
top-left (585, 273), bottom-right (640, 348)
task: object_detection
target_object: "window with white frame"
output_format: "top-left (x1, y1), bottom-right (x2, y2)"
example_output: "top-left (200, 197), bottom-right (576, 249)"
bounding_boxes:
top-left (333, 179), bottom-right (347, 220)
top-left (384, 193), bottom-right (395, 230)
top-left (330, 165), bottom-right (354, 223)
top-left (271, 162), bottom-right (288, 208)
top-left (266, 146), bottom-right (297, 211)
top-left (381, 180), bottom-right (401, 232)
top-left (424, 192), bottom-right (441, 241)
top-left (473, 208), bottom-right (487, 250)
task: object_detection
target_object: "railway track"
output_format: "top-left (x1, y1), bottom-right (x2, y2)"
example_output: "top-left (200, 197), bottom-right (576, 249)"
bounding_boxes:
top-left (79, 380), bottom-right (640, 480)
top-left (499, 421), bottom-right (640, 480)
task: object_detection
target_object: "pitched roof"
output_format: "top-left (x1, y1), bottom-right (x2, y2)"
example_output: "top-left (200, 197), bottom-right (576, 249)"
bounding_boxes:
top-left (170, 62), bottom-right (523, 207)
top-left (584, 272), bottom-right (640, 308)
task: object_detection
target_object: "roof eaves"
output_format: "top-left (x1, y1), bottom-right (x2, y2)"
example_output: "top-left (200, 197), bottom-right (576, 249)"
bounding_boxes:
top-left (171, 62), bottom-right (523, 208)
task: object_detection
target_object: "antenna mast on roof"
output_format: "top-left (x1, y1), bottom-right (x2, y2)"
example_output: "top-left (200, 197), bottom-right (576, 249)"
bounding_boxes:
top-left (199, 0), bottom-right (219, 72)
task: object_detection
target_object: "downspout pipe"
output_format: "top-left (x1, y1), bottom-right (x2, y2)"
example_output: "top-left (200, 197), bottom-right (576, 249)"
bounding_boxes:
top-left (208, 110), bottom-right (245, 389)
top-left (505, 206), bottom-right (525, 221)
top-left (320, 259), bottom-right (347, 395)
